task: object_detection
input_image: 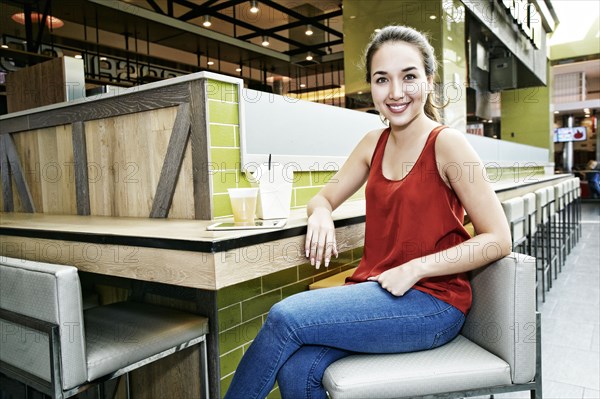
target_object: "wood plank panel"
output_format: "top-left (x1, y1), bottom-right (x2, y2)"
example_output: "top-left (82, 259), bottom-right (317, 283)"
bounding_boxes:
top-left (150, 103), bottom-right (191, 218)
top-left (189, 80), bottom-right (212, 220)
top-left (213, 223), bottom-right (366, 289)
top-left (3, 134), bottom-right (35, 212)
top-left (10, 127), bottom-right (77, 215)
top-left (0, 235), bottom-right (217, 290)
top-left (37, 125), bottom-right (77, 214)
top-left (85, 107), bottom-right (192, 217)
top-left (0, 136), bottom-right (14, 212)
top-left (130, 334), bottom-right (203, 399)
top-left (6, 57), bottom-right (66, 113)
top-left (24, 83), bottom-right (190, 133)
top-left (11, 130), bottom-right (42, 212)
top-left (72, 121), bottom-right (91, 215)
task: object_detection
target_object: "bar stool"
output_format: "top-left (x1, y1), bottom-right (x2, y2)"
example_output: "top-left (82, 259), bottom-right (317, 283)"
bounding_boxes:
top-left (553, 183), bottom-right (567, 270)
top-left (545, 186), bottom-right (560, 279)
top-left (573, 177), bottom-right (582, 242)
top-left (534, 187), bottom-right (552, 291)
top-left (502, 197), bottom-right (527, 252)
top-left (563, 180), bottom-right (574, 255)
top-left (523, 192), bottom-right (541, 304)
top-left (0, 257), bottom-right (210, 399)
top-left (563, 179), bottom-right (575, 253)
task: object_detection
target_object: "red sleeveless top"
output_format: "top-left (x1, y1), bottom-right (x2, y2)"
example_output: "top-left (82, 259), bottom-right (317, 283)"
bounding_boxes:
top-left (347, 125), bottom-right (472, 314)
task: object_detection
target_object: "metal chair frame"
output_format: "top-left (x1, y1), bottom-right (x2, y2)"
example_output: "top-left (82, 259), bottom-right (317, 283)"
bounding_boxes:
top-left (0, 307), bottom-right (210, 399)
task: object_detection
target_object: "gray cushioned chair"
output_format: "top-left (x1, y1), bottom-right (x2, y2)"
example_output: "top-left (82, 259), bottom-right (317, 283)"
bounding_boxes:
top-left (0, 256), bottom-right (209, 399)
top-left (322, 253), bottom-right (541, 399)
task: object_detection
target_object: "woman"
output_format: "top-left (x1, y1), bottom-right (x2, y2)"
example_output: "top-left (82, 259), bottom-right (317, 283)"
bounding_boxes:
top-left (224, 25), bottom-right (511, 399)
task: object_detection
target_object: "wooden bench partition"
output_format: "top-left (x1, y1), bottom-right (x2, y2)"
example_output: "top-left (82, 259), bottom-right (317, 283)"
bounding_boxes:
top-left (0, 77), bottom-right (215, 220)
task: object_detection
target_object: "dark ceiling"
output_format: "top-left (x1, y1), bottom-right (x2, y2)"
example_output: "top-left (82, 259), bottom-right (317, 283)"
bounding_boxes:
top-left (1, 0), bottom-right (346, 85)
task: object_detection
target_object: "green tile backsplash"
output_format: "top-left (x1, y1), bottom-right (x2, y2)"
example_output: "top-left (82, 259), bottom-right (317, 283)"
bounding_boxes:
top-left (206, 80), bottom-right (239, 103)
top-left (209, 124), bottom-right (236, 147)
top-left (205, 78), bottom-right (365, 222)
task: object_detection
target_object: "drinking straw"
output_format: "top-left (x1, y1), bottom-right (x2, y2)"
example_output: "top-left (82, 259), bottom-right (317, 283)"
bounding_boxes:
top-left (268, 153), bottom-right (272, 171)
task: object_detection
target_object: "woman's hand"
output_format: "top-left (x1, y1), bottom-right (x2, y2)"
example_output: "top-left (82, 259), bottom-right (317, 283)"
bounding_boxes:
top-left (305, 208), bottom-right (338, 269)
top-left (368, 261), bottom-right (422, 296)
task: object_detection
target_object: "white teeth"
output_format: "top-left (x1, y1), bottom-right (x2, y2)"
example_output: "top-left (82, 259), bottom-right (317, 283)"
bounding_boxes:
top-left (388, 103), bottom-right (408, 112)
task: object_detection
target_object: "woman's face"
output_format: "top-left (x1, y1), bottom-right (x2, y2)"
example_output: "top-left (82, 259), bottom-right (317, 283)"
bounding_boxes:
top-left (370, 41), bottom-right (432, 129)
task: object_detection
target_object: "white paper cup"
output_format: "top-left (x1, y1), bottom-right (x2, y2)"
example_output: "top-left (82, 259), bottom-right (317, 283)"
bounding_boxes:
top-left (256, 181), bottom-right (292, 219)
top-left (228, 188), bottom-right (259, 225)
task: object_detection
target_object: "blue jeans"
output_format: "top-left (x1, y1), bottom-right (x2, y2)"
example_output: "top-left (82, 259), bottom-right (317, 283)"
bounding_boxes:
top-left (224, 282), bottom-right (465, 399)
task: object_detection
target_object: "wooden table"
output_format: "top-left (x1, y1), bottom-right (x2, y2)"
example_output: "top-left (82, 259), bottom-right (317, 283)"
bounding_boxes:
top-left (0, 201), bottom-right (366, 398)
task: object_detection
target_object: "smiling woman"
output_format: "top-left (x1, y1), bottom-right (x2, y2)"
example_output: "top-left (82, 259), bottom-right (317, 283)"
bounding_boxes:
top-left (224, 25), bottom-right (512, 399)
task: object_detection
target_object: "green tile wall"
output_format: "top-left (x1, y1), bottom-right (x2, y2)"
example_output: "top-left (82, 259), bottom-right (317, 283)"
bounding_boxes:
top-left (217, 250), bottom-right (361, 398)
top-left (206, 78), bottom-right (366, 220)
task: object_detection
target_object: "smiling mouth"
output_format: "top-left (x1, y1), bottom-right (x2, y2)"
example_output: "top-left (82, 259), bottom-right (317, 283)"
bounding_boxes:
top-left (386, 102), bottom-right (409, 113)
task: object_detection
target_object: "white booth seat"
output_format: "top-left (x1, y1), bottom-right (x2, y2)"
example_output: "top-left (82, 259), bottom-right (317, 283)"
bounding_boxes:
top-left (502, 197), bottom-right (526, 249)
top-left (0, 257), bottom-right (210, 399)
top-left (323, 253), bottom-right (540, 399)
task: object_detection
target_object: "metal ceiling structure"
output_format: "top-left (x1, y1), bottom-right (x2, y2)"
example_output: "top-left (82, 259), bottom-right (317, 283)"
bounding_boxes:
top-left (0, 0), bottom-right (346, 90)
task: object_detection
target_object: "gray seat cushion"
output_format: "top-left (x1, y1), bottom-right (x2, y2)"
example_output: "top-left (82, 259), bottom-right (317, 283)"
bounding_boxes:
top-left (323, 335), bottom-right (511, 399)
top-left (85, 301), bottom-right (209, 381)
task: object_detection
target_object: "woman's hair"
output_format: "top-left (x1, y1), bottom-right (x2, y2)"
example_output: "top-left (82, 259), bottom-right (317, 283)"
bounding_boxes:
top-left (364, 25), bottom-right (442, 123)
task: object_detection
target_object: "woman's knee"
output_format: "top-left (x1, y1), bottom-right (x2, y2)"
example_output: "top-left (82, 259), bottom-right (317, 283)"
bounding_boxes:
top-left (265, 295), bottom-right (304, 332)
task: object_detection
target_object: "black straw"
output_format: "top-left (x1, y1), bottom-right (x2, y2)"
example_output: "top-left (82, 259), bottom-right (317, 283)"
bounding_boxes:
top-left (268, 154), bottom-right (272, 171)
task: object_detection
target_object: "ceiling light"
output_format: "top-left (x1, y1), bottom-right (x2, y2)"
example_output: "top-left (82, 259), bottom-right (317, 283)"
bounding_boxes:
top-left (305, 24), bottom-right (313, 36)
top-left (262, 35), bottom-right (270, 46)
top-left (236, 67), bottom-right (242, 72)
top-left (207, 60), bottom-right (214, 66)
top-left (554, 111), bottom-right (560, 114)
top-left (447, 36), bottom-right (453, 41)
top-left (584, 108), bottom-right (590, 113)
top-left (1, 44), bottom-right (8, 49)
top-left (202, 15), bottom-right (212, 27)
top-left (99, 56), bottom-right (107, 61)
top-left (74, 54), bottom-right (83, 59)
top-left (249, 0), bottom-right (259, 13)
top-left (430, 15), bottom-right (437, 20)
top-left (306, 53), bottom-right (313, 61)
top-left (11, 12), bottom-right (64, 29)
top-left (300, 83), bottom-right (306, 88)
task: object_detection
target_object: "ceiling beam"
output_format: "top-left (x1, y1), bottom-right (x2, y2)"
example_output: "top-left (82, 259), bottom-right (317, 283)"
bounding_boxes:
top-left (145, 0), bottom-right (164, 15)
top-left (209, 10), bottom-right (327, 56)
top-left (237, 9), bottom-right (343, 41)
top-left (259, 0), bottom-right (343, 38)
top-left (177, 0), bottom-right (245, 21)
top-left (284, 39), bottom-right (344, 57)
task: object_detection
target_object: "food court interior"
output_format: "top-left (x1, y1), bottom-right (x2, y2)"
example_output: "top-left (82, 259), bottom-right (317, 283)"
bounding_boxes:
top-left (0, 0), bottom-right (598, 398)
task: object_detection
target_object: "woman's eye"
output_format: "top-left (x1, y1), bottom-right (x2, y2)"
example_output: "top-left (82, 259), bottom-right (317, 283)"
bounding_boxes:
top-left (375, 77), bottom-right (388, 84)
top-left (404, 74), bottom-right (416, 80)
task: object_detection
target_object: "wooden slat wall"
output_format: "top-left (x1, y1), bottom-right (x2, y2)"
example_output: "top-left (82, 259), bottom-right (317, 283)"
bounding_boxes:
top-left (6, 57), bottom-right (66, 113)
top-left (1, 78), bottom-right (213, 220)
top-left (6, 127), bottom-right (76, 214)
top-left (84, 106), bottom-right (195, 218)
